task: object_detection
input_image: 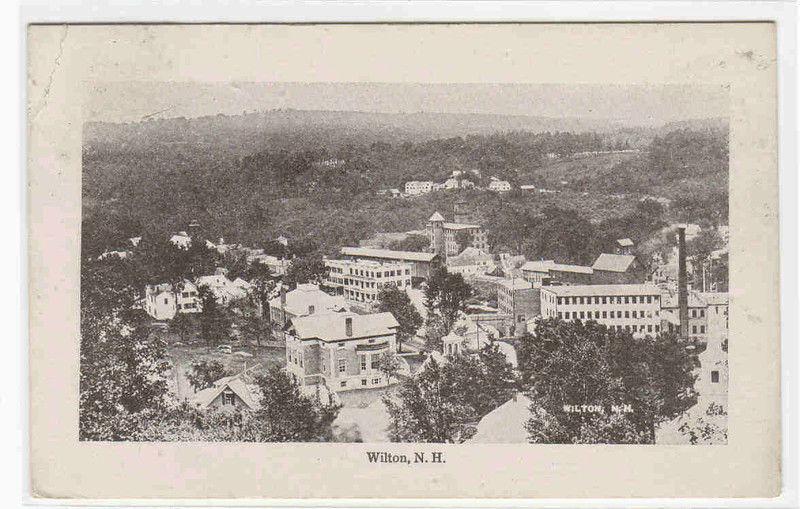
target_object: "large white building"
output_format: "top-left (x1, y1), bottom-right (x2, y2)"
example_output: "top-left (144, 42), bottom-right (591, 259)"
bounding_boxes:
top-left (540, 284), bottom-right (663, 337)
top-left (325, 258), bottom-right (413, 305)
top-left (427, 212), bottom-right (489, 257)
top-left (404, 181), bottom-right (434, 196)
top-left (268, 283), bottom-right (348, 339)
top-left (285, 312), bottom-right (400, 392)
top-left (488, 178), bottom-right (512, 192)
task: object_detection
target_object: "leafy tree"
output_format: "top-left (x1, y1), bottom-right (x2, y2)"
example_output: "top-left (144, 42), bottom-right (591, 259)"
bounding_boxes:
top-left (387, 233), bottom-right (431, 252)
top-left (678, 402), bottom-right (728, 444)
top-left (376, 286), bottom-right (423, 352)
top-left (251, 367), bottom-right (341, 441)
top-left (186, 360), bottom-right (230, 392)
top-left (518, 318), bottom-right (698, 444)
top-left (424, 265), bottom-right (473, 332)
top-left (284, 254), bottom-right (328, 286)
top-left (384, 345), bottom-right (516, 442)
top-left (171, 312), bottom-right (196, 343)
top-left (454, 230), bottom-right (473, 253)
top-left (383, 357), bottom-right (477, 443)
top-left (198, 285), bottom-right (232, 346)
top-left (80, 260), bottom-right (170, 441)
top-left (377, 351), bottom-right (403, 384)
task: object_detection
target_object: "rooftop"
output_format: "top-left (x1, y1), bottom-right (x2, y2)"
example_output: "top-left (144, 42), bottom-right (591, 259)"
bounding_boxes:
top-left (496, 278), bottom-right (534, 291)
top-left (616, 238), bottom-right (634, 247)
top-left (541, 284), bottom-right (661, 297)
top-left (291, 311), bottom-right (400, 342)
top-left (428, 212), bottom-right (446, 222)
top-left (442, 222), bottom-right (481, 230)
top-left (592, 253), bottom-right (636, 272)
top-left (341, 246), bottom-right (437, 263)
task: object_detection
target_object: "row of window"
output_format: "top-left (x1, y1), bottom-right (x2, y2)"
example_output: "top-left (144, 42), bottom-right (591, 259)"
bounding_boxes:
top-left (177, 302), bottom-right (197, 310)
top-left (341, 377), bottom-right (383, 388)
top-left (557, 295), bottom-right (658, 306)
top-left (346, 268), bottom-right (411, 278)
top-left (558, 309), bottom-right (658, 320)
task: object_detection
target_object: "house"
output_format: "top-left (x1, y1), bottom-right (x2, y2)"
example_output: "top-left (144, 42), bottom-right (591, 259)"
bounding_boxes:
top-left (591, 253), bottom-right (645, 284)
top-left (129, 236), bottom-right (142, 247)
top-left (169, 231), bottom-right (192, 249)
top-left (446, 247), bottom-right (496, 277)
top-left (193, 372), bottom-right (261, 412)
top-left (144, 280), bottom-right (201, 320)
top-left (340, 246), bottom-right (439, 280)
top-left (285, 312), bottom-right (400, 392)
top-left (520, 260), bottom-right (556, 285)
top-left (468, 394), bottom-right (532, 443)
top-left (661, 291), bottom-right (728, 342)
top-left (427, 211), bottom-right (489, 257)
top-left (616, 238), bottom-right (634, 255)
top-left (488, 178), bottom-right (512, 192)
top-left (325, 258), bottom-right (413, 306)
top-left (404, 181), bottom-right (434, 196)
top-left (250, 253), bottom-right (291, 276)
top-left (276, 235), bottom-right (289, 247)
top-left (268, 283), bottom-right (348, 340)
top-left (444, 178), bottom-right (460, 190)
top-left (520, 259), bottom-right (595, 285)
top-left (540, 284), bottom-right (663, 338)
top-left (196, 274), bottom-right (250, 306)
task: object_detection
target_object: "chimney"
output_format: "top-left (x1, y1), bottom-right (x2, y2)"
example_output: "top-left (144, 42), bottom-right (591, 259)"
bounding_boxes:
top-left (280, 287), bottom-right (287, 307)
top-left (187, 220), bottom-right (200, 239)
top-left (308, 305), bottom-right (315, 315)
top-left (345, 316), bottom-right (353, 337)
top-left (677, 226), bottom-right (689, 340)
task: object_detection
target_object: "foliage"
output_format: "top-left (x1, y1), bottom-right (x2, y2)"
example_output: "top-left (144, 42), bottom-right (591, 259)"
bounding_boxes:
top-left (251, 367), bottom-right (341, 441)
top-left (518, 318), bottom-right (698, 444)
top-left (424, 265), bottom-right (473, 332)
top-left (384, 345), bottom-right (517, 443)
top-left (284, 254), bottom-right (328, 286)
top-left (185, 360), bottom-right (230, 392)
top-left (198, 285), bottom-right (233, 346)
top-left (678, 402), bottom-right (728, 445)
top-left (387, 233), bottom-right (430, 252)
top-left (376, 286), bottom-right (423, 352)
top-left (377, 351), bottom-right (403, 383)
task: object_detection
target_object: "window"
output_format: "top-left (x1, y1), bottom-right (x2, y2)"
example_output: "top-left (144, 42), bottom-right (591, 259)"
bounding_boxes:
top-left (692, 326), bottom-right (697, 334)
top-left (372, 378), bottom-right (381, 385)
top-left (338, 342), bottom-right (345, 349)
top-left (222, 392), bottom-right (235, 406)
top-left (557, 312), bottom-right (563, 319)
top-left (647, 325), bottom-right (653, 333)
top-left (164, 298), bottom-right (168, 305)
top-left (340, 381), bottom-right (347, 388)
top-left (361, 379), bottom-right (367, 386)
top-left (594, 297), bottom-right (600, 305)
top-left (624, 311), bottom-right (630, 318)
top-left (691, 309), bottom-right (697, 318)
top-left (580, 312), bottom-right (585, 319)
top-left (371, 356), bottom-right (379, 369)
top-left (700, 325), bottom-right (706, 334)
top-left (602, 311), bottom-right (607, 318)
top-left (711, 371), bottom-right (720, 383)
top-left (338, 359), bottom-right (346, 373)
top-left (360, 354), bottom-right (367, 371)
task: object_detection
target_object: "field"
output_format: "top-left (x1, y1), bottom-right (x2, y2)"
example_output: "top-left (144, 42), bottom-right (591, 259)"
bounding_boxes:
top-left (164, 342), bottom-right (286, 401)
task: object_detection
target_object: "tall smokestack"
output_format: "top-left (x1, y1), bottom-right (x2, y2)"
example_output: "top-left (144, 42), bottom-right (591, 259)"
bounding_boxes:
top-left (677, 226), bottom-right (689, 340)
top-left (345, 316), bottom-right (353, 337)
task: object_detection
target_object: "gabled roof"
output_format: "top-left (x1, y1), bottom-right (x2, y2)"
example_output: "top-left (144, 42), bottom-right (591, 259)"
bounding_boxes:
top-left (443, 222), bottom-right (481, 230)
top-left (541, 284), bottom-right (661, 297)
top-left (429, 212), bottom-right (446, 222)
top-left (268, 284), bottom-right (347, 316)
top-left (550, 263), bottom-right (594, 275)
top-left (447, 247), bottom-right (493, 267)
top-left (521, 260), bottom-right (556, 273)
top-left (341, 246), bottom-right (437, 263)
top-left (194, 374), bottom-right (260, 410)
top-left (291, 311), bottom-right (399, 342)
top-left (616, 238), bottom-right (634, 247)
top-left (592, 253), bottom-right (636, 272)
top-left (469, 394), bottom-right (532, 443)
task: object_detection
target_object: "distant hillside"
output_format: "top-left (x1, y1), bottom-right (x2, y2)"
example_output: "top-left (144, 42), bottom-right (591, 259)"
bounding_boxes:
top-left (83, 109), bottom-right (652, 159)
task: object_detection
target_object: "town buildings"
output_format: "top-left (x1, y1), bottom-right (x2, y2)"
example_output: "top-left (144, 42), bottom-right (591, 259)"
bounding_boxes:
top-left (616, 238), bottom-right (634, 255)
top-left (285, 311), bottom-right (400, 392)
top-left (520, 253), bottom-right (644, 286)
top-left (324, 258), bottom-right (413, 305)
top-left (340, 246), bottom-right (439, 280)
top-left (540, 284), bottom-right (663, 337)
top-left (520, 260), bottom-right (594, 285)
top-left (661, 290), bottom-right (729, 342)
top-left (427, 211), bottom-right (489, 257)
top-left (591, 253), bottom-right (645, 284)
top-left (193, 372), bottom-right (261, 412)
top-left (404, 181), bottom-right (434, 196)
top-left (496, 278), bottom-right (541, 335)
top-left (445, 247), bottom-right (496, 277)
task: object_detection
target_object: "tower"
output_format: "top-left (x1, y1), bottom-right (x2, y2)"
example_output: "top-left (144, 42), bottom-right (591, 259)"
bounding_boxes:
top-left (428, 212), bottom-right (446, 259)
top-left (677, 226), bottom-right (689, 340)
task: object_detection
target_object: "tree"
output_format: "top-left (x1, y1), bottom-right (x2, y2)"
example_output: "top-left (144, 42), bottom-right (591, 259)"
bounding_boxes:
top-left (383, 357), bottom-right (477, 443)
top-left (186, 360), bottom-right (230, 392)
top-left (387, 234), bottom-right (430, 252)
top-left (518, 318), bottom-right (698, 444)
top-left (678, 402), bottom-right (728, 444)
top-left (198, 285), bottom-right (232, 347)
top-left (284, 254), bottom-right (328, 286)
top-left (454, 230), bottom-right (473, 253)
top-left (424, 265), bottom-right (473, 332)
top-left (377, 351), bottom-right (403, 384)
top-left (80, 260), bottom-right (170, 441)
top-left (251, 367), bottom-right (341, 441)
top-left (383, 346), bottom-right (517, 442)
top-left (376, 286), bottom-right (423, 353)
top-left (171, 312), bottom-right (196, 343)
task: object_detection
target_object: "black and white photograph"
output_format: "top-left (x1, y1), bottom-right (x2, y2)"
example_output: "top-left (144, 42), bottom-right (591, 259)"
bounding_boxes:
top-left (79, 82), bottom-right (730, 445)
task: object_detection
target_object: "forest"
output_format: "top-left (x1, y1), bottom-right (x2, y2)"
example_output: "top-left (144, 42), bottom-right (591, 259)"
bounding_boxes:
top-left (82, 109), bottom-right (729, 267)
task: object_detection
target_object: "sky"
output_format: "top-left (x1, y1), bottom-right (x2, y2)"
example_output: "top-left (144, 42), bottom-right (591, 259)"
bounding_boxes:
top-left (85, 82), bottom-right (729, 126)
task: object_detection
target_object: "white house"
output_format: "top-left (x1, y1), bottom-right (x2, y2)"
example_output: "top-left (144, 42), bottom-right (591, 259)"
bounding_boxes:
top-left (404, 181), bottom-right (434, 196)
top-left (144, 280), bottom-right (201, 320)
top-left (169, 231), bottom-right (192, 249)
top-left (488, 178), bottom-right (512, 192)
top-left (446, 247), bottom-right (496, 277)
